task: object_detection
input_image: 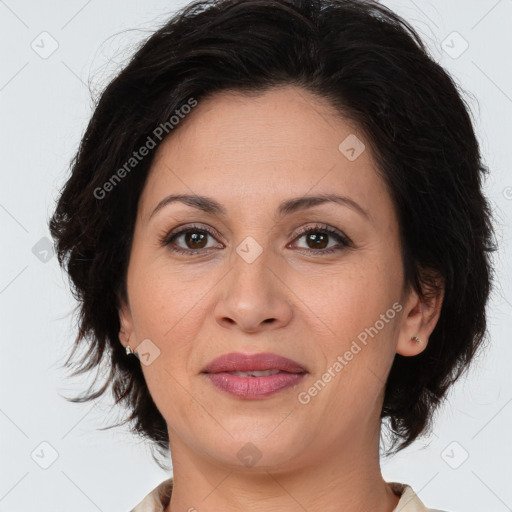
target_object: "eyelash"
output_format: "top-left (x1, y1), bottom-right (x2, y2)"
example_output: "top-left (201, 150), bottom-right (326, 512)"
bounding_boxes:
top-left (159, 223), bottom-right (352, 257)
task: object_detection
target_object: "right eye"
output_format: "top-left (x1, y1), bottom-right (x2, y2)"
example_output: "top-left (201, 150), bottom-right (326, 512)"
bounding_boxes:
top-left (159, 224), bottom-right (224, 255)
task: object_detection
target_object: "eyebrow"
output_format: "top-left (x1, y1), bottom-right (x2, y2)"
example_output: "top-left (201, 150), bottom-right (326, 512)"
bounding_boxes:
top-left (148, 193), bottom-right (370, 221)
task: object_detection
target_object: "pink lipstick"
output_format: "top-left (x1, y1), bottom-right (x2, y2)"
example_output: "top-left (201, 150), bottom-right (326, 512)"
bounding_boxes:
top-left (201, 352), bottom-right (307, 399)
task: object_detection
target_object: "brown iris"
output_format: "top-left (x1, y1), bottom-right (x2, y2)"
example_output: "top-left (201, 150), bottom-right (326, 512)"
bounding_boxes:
top-left (305, 232), bottom-right (328, 250)
top-left (185, 231), bottom-right (208, 249)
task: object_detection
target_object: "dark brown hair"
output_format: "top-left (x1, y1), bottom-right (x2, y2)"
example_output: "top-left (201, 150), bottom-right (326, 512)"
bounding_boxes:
top-left (49, 0), bottom-right (497, 469)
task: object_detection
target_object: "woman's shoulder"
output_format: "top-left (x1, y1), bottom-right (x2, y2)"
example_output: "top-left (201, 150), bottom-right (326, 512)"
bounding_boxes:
top-left (129, 478), bottom-right (173, 512)
top-left (388, 481), bottom-right (451, 512)
top-left (128, 478), bottom-right (452, 512)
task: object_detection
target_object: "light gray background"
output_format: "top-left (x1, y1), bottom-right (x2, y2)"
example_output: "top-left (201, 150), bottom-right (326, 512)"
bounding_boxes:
top-left (1, 1), bottom-right (511, 511)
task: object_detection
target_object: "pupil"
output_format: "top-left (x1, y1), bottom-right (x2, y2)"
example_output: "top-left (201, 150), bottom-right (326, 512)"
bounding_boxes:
top-left (308, 233), bottom-right (327, 249)
top-left (186, 232), bottom-right (207, 249)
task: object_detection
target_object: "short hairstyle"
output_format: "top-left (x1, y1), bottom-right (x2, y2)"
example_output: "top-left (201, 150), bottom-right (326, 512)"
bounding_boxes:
top-left (49, 0), bottom-right (497, 468)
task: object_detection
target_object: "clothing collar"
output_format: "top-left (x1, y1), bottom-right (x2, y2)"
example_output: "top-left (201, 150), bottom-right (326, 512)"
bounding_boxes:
top-left (130, 478), bottom-right (433, 512)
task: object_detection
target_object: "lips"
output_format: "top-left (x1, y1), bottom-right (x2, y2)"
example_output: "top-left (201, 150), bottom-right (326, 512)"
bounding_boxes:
top-left (201, 352), bottom-right (308, 399)
top-left (201, 352), bottom-right (307, 375)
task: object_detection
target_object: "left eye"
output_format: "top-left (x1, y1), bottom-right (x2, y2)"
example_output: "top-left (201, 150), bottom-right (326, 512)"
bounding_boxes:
top-left (290, 225), bottom-right (351, 254)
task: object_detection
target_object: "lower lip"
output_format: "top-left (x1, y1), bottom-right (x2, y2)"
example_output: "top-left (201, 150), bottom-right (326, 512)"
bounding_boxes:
top-left (203, 372), bottom-right (306, 399)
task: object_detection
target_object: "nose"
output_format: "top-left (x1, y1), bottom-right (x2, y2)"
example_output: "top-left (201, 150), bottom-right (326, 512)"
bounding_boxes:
top-left (214, 248), bottom-right (293, 333)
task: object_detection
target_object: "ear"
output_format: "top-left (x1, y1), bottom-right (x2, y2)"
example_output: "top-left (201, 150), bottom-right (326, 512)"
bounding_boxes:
top-left (396, 269), bottom-right (444, 357)
top-left (118, 296), bottom-right (135, 351)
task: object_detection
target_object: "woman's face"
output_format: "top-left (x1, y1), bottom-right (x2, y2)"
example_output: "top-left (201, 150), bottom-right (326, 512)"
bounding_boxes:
top-left (119, 85), bottom-right (432, 472)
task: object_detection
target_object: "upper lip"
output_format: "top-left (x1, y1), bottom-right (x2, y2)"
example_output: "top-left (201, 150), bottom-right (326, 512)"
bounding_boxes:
top-left (201, 352), bottom-right (307, 374)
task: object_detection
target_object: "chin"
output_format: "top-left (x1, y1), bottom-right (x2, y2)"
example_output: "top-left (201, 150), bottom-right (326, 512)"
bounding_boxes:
top-left (201, 429), bottom-right (305, 471)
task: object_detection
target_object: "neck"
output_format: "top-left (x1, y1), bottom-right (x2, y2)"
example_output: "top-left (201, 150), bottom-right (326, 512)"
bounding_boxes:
top-left (165, 425), bottom-right (400, 512)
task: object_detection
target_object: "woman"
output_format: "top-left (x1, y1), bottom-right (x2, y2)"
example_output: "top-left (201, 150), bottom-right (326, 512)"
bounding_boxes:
top-left (49, 1), bottom-right (497, 511)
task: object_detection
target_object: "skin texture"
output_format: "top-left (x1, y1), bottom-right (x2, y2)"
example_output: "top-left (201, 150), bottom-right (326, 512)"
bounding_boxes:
top-left (118, 85), bottom-right (444, 512)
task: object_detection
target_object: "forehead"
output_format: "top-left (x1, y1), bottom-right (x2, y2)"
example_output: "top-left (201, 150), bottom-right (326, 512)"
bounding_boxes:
top-left (158, 86), bottom-right (360, 166)
top-left (139, 85), bottom-right (394, 227)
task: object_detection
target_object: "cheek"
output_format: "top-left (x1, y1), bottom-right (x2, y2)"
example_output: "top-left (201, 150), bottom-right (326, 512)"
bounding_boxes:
top-left (127, 254), bottom-right (213, 344)
top-left (292, 258), bottom-right (399, 341)
top-left (298, 262), bottom-right (402, 410)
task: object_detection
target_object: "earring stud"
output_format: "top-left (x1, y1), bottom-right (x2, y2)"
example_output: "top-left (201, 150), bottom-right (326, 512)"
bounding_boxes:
top-left (411, 336), bottom-right (422, 343)
top-left (126, 344), bottom-right (135, 355)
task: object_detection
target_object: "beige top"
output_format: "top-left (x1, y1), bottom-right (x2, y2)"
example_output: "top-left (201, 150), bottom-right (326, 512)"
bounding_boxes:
top-left (129, 478), bottom-right (449, 511)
